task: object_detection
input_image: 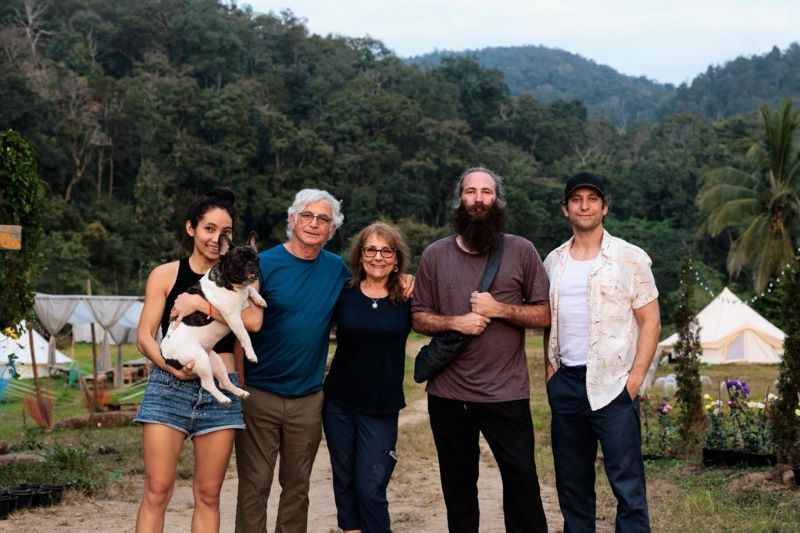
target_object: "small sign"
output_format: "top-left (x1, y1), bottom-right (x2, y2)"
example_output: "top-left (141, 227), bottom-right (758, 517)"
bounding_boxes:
top-left (0, 225), bottom-right (22, 250)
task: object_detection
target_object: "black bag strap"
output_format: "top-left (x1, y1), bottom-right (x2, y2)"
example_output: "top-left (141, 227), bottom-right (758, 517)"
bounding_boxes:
top-left (477, 234), bottom-right (504, 292)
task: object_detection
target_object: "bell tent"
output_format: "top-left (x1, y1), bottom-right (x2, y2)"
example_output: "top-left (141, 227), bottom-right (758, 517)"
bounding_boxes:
top-left (655, 287), bottom-right (784, 365)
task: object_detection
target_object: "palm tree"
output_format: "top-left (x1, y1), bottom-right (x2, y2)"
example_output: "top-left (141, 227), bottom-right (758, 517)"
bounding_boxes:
top-left (697, 101), bottom-right (800, 292)
top-left (699, 101), bottom-right (800, 463)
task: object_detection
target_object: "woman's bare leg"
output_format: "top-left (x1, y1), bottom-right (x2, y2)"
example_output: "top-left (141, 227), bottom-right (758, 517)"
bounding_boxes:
top-left (191, 428), bottom-right (236, 533)
top-left (136, 423), bottom-right (186, 532)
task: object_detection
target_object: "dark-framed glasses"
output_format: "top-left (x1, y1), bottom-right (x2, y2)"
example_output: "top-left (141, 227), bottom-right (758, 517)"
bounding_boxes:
top-left (297, 211), bottom-right (333, 226)
top-left (361, 246), bottom-right (396, 258)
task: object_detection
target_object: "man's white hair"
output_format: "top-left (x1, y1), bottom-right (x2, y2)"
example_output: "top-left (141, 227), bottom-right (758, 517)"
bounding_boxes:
top-left (286, 189), bottom-right (344, 241)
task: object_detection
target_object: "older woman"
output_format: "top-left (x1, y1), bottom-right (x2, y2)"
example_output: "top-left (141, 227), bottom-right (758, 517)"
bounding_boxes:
top-left (323, 222), bottom-right (412, 533)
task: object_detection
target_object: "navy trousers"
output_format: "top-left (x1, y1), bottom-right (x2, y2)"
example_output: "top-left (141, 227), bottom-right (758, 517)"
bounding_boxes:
top-left (322, 399), bottom-right (398, 533)
top-left (548, 365), bottom-right (650, 533)
top-left (427, 393), bottom-right (548, 533)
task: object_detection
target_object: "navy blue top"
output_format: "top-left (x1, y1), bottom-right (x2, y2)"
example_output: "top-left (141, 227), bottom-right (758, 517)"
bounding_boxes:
top-left (324, 285), bottom-right (411, 414)
top-left (246, 244), bottom-right (350, 398)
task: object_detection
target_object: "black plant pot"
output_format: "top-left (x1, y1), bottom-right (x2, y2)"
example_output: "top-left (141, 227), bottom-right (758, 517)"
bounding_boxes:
top-left (40, 485), bottom-right (64, 505)
top-left (722, 449), bottom-right (745, 466)
top-left (32, 487), bottom-right (55, 507)
top-left (740, 452), bottom-right (777, 467)
top-left (0, 495), bottom-right (13, 520)
top-left (702, 447), bottom-right (725, 466)
top-left (7, 489), bottom-right (34, 510)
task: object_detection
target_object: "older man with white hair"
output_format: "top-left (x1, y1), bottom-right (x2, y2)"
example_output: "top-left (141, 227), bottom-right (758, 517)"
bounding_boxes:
top-left (235, 189), bottom-right (350, 533)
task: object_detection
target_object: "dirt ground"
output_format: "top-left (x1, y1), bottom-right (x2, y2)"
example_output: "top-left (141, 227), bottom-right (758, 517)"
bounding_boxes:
top-left (0, 396), bottom-right (568, 532)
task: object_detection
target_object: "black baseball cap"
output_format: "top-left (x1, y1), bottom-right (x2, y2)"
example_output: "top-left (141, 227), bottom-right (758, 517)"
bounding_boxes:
top-left (564, 171), bottom-right (606, 201)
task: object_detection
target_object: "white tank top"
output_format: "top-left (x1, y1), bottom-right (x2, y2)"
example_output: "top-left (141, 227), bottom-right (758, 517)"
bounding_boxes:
top-left (557, 254), bottom-right (596, 367)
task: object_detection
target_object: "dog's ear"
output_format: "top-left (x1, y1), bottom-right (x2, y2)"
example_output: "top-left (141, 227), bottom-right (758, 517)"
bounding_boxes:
top-left (247, 231), bottom-right (258, 252)
top-left (218, 233), bottom-right (232, 256)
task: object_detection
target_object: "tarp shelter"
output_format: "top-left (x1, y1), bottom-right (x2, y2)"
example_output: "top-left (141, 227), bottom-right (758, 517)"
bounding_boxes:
top-left (0, 321), bottom-right (72, 379)
top-left (655, 287), bottom-right (785, 365)
top-left (34, 294), bottom-right (143, 387)
top-left (73, 323), bottom-right (137, 344)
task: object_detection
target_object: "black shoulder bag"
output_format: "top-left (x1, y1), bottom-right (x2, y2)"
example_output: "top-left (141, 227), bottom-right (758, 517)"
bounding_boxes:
top-left (413, 234), bottom-right (505, 383)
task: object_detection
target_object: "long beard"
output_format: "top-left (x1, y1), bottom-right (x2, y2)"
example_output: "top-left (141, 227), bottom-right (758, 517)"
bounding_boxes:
top-left (452, 202), bottom-right (507, 253)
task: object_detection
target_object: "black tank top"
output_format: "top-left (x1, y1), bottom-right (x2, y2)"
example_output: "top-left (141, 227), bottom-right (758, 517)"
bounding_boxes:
top-left (160, 257), bottom-right (236, 354)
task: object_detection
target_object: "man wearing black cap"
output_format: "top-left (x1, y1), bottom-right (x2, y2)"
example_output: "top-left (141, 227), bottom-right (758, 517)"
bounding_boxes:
top-left (543, 171), bottom-right (660, 532)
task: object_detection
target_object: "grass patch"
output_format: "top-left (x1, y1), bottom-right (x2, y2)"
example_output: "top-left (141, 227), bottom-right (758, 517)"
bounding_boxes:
top-left (652, 361), bottom-right (779, 401)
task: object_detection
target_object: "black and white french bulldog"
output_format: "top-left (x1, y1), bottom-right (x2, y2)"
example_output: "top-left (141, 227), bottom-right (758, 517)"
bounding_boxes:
top-left (160, 233), bottom-right (265, 404)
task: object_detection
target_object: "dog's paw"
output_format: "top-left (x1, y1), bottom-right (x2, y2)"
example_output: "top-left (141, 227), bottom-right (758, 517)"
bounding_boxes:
top-left (245, 351), bottom-right (258, 363)
top-left (238, 390), bottom-right (251, 400)
top-left (218, 396), bottom-right (232, 405)
top-left (252, 295), bottom-right (267, 307)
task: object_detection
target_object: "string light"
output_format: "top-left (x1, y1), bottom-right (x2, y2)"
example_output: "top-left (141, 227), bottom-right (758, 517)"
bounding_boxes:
top-left (680, 247), bottom-right (800, 306)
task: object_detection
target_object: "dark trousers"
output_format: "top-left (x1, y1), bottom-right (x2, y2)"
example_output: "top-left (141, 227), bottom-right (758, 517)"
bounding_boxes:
top-left (322, 398), bottom-right (398, 533)
top-left (548, 365), bottom-right (650, 533)
top-left (427, 393), bottom-right (548, 533)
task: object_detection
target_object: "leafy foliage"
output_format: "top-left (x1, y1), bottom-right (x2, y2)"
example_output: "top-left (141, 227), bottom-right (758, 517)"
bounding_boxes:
top-left (697, 102), bottom-right (800, 292)
top-left (408, 45), bottom-right (674, 127)
top-left (662, 44), bottom-right (800, 120)
top-left (672, 258), bottom-right (706, 456)
top-left (772, 260), bottom-right (800, 463)
top-left (0, 129), bottom-right (44, 333)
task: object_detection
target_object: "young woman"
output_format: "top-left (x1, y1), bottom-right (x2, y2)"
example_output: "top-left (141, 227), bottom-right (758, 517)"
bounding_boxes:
top-left (323, 222), bottom-right (412, 533)
top-left (134, 188), bottom-right (263, 533)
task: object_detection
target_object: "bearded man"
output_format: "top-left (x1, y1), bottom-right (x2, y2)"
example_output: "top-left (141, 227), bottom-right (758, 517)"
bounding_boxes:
top-left (412, 167), bottom-right (550, 533)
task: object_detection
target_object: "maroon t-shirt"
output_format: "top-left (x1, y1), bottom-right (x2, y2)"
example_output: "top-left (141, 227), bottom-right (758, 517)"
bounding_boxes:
top-left (412, 234), bottom-right (549, 402)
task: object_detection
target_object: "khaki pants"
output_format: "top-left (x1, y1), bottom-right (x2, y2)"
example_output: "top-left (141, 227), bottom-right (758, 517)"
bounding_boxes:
top-left (235, 387), bottom-right (323, 533)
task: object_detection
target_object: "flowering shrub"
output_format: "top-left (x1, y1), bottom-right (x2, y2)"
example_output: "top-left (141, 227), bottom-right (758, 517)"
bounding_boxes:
top-left (704, 394), bottom-right (731, 449)
top-left (642, 395), bottom-right (678, 457)
top-left (703, 379), bottom-right (776, 455)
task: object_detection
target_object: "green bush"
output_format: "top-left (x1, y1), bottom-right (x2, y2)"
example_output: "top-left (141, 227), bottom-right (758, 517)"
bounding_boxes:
top-left (0, 129), bottom-right (44, 333)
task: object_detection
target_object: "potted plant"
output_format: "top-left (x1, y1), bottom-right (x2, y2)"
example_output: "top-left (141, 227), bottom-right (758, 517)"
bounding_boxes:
top-left (725, 379), bottom-right (777, 466)
top-left (703, 393), bottom-right (728, 466)
top-left (641, 396), bottom-right (677, 460)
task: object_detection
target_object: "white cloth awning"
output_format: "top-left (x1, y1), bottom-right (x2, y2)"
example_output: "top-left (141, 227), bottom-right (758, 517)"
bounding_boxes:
top-left (33, 294), bottom-right (143, 386)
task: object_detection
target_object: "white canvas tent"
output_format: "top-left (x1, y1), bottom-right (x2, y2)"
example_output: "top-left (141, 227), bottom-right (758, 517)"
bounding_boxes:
top-left (655, 287), bottom-right (785, 365)
top-left (0, 321), bottom-right (72, 379)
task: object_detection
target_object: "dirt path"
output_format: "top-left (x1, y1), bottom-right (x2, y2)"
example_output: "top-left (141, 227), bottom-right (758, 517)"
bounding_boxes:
top-left (1, 396), bottom-right (564, 532)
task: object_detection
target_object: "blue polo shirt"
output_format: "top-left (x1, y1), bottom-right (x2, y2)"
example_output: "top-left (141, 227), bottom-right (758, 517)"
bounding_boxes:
top-left (246, 244), bottom-right (350, 397)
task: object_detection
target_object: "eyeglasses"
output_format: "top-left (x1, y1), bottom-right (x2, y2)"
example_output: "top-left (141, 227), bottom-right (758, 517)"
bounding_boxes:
top-left (361, 246), bottom-right (396, 258)
top-left (297, 211), bottom-right (333, 226)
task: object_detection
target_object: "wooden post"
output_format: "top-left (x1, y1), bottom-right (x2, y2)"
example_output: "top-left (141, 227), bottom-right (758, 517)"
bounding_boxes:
top-left (28, 324), bottom-right (51, 428)
top-left (28, 326), bottom-right (42, 399)
top-left (87, 279), bottom-right (99, 410)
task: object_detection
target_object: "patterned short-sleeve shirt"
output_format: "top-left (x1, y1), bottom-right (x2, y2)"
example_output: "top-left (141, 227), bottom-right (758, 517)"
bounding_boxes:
top-left (543, 230), bottom-right (659, 410)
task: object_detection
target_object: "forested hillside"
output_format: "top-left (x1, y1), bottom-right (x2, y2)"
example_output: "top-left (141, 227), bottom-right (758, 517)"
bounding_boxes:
top-left (408, 46), bottom-right (674, 127)
top-left (411, 43), bottom-right (800, 126)
top-left (0, 0), bottom-right (790, 326)
top-left (660, 44), bottom-right (800, 119)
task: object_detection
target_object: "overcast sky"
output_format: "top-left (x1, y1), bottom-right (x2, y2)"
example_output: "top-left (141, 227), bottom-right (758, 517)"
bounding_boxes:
top-left (244, 0), bottom-right (800, 85)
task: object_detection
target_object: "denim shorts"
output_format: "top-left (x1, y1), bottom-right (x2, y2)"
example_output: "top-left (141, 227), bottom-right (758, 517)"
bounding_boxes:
top-left (134, 367), bottom-right (245, 438)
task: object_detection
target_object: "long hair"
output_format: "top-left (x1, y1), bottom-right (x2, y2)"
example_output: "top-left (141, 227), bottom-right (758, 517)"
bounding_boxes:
top-left (450, 166), bottom-right (507, 209)
top-left (181, 187), bottom-right (236, 254)
top-left (346, 222), bottom-right (409, 305)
